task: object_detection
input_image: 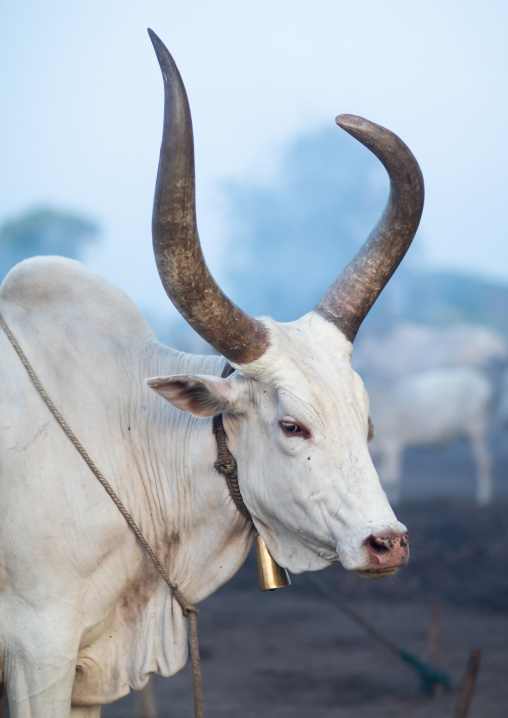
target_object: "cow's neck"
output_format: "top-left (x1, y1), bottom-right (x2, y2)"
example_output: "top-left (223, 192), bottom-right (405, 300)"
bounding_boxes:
top-left (130, 343), bottom-right (254, 605)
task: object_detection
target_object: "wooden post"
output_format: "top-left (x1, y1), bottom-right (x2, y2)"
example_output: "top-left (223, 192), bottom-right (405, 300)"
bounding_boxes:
top-left (454, 649), bottom-right (482, 718)
top-left (0, 685), bottom-right (8, 718)
top-left (428, 598), bottom-right (444, 697)
top-left (137, 679), bottom-right (159, 718)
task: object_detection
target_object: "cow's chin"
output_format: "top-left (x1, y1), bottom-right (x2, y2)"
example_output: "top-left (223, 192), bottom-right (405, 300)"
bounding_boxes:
top-left (355, 566), bottom-right (401, 580)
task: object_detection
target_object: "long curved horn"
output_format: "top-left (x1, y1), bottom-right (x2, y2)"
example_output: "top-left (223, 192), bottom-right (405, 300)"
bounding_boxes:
top-left (314, 115), bottom-right (424, 343)
top-left (148, 30), bottom-right (269, 364)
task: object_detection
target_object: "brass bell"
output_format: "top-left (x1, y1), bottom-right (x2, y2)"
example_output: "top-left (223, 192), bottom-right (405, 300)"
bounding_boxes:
top-left (255, 535), bottom-right (291, 591)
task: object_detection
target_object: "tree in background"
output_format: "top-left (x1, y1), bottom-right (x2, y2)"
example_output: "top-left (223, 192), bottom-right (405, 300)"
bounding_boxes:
top-left (0, 207), bottom-right (99, 280)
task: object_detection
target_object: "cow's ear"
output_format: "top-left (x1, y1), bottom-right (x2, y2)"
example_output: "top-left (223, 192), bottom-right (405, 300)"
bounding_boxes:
top-left (146, 374), bottom-right (239, 418)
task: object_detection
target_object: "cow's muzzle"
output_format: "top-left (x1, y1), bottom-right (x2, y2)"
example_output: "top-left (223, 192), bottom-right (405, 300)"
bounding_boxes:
top-left (357, 531), bottom-right (409, 579)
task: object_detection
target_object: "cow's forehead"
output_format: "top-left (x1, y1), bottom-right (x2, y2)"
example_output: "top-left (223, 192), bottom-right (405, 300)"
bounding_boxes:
top-left (234, 311), bottom-right (362, 399)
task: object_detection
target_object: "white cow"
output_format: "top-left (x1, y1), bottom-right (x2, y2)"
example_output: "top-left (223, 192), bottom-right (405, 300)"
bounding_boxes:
top-left (0, 31), bottom-right (424, 718)
top-left (354, 322), bottom-right (508, 381)
top-left (368, 367), bottom-right (493, 504)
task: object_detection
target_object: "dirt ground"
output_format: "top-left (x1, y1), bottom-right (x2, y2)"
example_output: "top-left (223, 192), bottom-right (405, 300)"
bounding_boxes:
top-left (102, 438), bottom-right (508, 718)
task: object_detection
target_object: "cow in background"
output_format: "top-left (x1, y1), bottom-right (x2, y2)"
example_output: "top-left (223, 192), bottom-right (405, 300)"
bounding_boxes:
top-left (368, 367), bottom-right (493, 505)
top-left (354, 322), bottom-right (508, 382)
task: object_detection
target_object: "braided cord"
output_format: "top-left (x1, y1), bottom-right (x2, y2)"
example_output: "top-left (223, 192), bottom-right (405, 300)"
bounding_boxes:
top-left (0, 312), bottom-right (204, 717)
top-left (212, 363), bottom-right (252, 521)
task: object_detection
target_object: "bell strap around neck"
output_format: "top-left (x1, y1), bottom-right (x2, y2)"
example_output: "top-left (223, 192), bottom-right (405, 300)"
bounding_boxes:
top-left (212, 362), bottom-right (252, 521)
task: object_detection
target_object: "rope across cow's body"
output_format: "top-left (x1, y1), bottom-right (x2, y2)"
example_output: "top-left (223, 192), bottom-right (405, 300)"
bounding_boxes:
top-left (0, 312), bottom-right (205, 718)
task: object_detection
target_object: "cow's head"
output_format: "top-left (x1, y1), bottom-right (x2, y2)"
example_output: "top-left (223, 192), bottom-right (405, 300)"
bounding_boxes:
top-left (146, 30), bottom-right (423, 578)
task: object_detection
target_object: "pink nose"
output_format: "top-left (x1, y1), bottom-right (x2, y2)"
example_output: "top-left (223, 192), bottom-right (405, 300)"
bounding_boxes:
top-left (364, 532), bottom-right (409, 569)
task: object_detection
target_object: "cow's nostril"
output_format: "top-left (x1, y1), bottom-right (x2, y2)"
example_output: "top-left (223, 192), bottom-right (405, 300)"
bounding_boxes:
top-left (369, 536), bottom-right (390, 554)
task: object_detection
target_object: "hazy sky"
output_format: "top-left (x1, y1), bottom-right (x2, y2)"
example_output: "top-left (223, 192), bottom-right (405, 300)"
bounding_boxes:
top-left (1, 1), bottom-right (507, 320)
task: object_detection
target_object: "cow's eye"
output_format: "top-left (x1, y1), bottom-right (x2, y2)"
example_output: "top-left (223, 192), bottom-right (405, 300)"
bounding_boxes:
top-left (280, 421), bottom-right (304, 436)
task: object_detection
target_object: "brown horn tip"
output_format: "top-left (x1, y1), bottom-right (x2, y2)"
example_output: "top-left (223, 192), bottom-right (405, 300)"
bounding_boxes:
top-left (148, 29), bottom-right (180, 85)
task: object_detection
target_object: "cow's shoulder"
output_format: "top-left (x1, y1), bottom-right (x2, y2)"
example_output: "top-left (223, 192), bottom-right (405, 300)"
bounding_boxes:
top-left (0, 256), bottom-right (153, 344)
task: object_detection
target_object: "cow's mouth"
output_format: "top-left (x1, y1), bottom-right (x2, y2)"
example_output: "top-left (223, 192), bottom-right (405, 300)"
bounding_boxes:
top-left (356, 566), bottom-right (401, 580)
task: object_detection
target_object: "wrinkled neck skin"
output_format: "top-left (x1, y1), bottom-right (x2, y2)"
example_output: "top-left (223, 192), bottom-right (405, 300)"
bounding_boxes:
top-left (225, 311), bottom-right (405, 574)
top-left (130, 347), bottom-right (254, 605)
